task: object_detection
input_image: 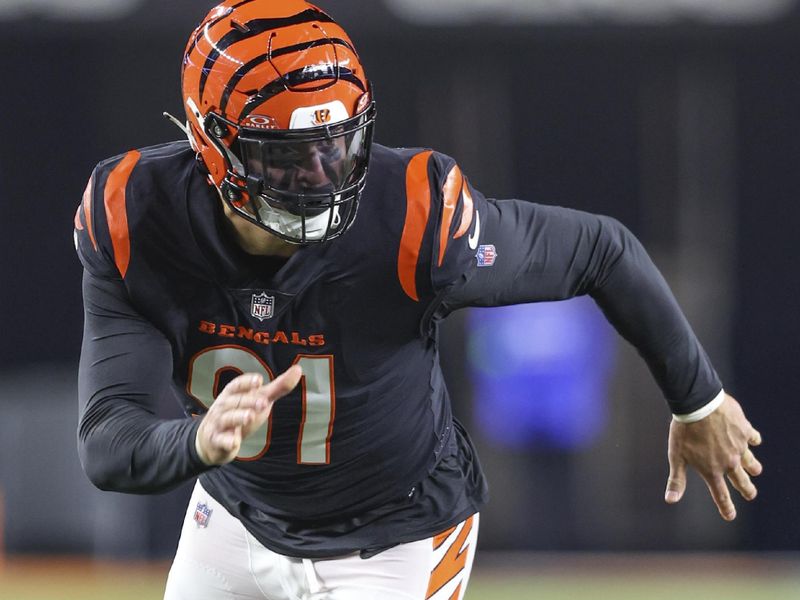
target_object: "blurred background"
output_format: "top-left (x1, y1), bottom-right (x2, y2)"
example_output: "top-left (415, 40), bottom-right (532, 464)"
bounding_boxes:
top-left (1, 0), bottom-right (799, 596)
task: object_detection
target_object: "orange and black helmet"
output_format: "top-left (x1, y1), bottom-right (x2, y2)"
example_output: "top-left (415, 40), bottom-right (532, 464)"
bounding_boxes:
top-left (181, 0), bottom-right (376, 243)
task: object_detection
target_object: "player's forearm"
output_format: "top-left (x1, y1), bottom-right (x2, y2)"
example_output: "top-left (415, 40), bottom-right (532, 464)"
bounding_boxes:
top-left (78, 399), bottom-right (209, 493)
top-left (77, 270), bottom-right (212, 492)
top-left (589, 221), bottom-right (722, 414)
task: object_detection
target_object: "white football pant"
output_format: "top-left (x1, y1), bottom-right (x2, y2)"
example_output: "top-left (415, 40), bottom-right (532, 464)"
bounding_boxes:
top-left (164, 481), bottom-right (479, 600)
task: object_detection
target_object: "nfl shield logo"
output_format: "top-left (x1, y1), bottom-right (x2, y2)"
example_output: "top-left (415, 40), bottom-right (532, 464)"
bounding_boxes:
top-left (251, 292), bottom-right (275, 321)
top-left (193, 502), bottom-right (212, 528)
top-left (476, 244), bottom-right (497, 267)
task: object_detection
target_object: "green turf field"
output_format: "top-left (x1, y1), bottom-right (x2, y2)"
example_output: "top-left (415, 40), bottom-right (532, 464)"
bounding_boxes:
top-left (1, 554), bottom-right (798, 599)
top-left (468, 574), bottom-right (800, 600)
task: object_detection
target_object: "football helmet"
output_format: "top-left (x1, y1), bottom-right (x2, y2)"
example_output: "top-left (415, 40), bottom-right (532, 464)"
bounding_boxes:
top-left (180, 0), bottom-right (375, 243)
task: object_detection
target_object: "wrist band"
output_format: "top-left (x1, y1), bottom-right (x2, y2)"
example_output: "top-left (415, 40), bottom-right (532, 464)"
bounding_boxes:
top-left (672, 388), bottom-right (726, 423)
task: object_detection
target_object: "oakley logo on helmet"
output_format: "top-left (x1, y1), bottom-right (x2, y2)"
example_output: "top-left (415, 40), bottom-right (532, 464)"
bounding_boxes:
top-left (313, 109), bottom-right (332, 125)
top-left (242, 115), bottom-right (278, 130)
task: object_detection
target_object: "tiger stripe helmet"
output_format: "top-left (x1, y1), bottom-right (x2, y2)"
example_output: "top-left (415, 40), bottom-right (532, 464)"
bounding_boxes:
top-left (181, 0), bottom-right (376, 243)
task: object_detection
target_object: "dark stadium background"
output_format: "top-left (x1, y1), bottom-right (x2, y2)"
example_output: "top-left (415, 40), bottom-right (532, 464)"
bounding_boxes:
top-left (0, 0), bottom-right (798, 565)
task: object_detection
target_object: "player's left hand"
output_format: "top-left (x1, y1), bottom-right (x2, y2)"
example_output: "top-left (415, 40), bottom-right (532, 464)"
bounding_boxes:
top-left (664, 393), bottom-right (762, 521)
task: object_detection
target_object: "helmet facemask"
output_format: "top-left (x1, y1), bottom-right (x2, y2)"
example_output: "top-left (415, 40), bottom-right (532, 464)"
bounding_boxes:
top-left (225, 102), bottom-right (375, 244)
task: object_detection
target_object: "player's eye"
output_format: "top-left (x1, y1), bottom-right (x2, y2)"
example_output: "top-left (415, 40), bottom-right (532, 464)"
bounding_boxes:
top-left (317, 140), bottom-right (342, 162)
top-left (266, 146), bottom-right (302, 169)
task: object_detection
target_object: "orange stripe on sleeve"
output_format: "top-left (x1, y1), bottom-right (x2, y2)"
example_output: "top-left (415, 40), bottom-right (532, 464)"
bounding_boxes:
top-left (81, 175), bottom-right (98, 250)
top-left (73, 206), bottom-right (83, 231)
top-left (452, 179), bottom-right (474, 240)
top-left (437, 164), bottom-right (463, 267)
top-left (398, 151), bottom-right (433, 301)
top-left (426, 515), bottom-right (474, 599)
top-left (103, 151), bottom-right (141, 278)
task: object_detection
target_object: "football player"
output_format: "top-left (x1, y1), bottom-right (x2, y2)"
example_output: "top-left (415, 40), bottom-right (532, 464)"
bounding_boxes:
top-left (74, 1), bottom-right (763, 599)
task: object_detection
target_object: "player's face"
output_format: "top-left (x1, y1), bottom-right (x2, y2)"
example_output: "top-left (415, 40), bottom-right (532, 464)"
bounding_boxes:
top-left (263, 138), bottom-right (346, 193)
top-left (229, 110), bottom-right (374, 243)
top-left (242, 136), bottom-right (356, 196)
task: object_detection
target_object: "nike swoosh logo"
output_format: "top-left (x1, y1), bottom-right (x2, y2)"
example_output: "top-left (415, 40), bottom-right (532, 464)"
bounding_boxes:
top-left (468, 211), bottom-right (481, 250)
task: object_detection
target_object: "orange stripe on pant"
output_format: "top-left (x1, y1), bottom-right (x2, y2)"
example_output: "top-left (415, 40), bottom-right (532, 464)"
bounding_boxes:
top-left (432, 525), bottom-right (457, 550)
top-left (448, 583), bottom-right (462, 600)
top-left (104, 151), bottom-right (141, 278)
top-left (398, 150), bottom-right (433, 301)
top-left (426, 515), bottom-right (474, 599)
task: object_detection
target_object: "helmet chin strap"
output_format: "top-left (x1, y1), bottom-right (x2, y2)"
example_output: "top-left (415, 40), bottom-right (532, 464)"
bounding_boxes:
top-left (256, 200), bottom-right (342, 242)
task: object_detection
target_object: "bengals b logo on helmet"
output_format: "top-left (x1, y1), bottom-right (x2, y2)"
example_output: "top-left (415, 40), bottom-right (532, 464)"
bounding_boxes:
top-left (313, 109), bottom-right (332, 125)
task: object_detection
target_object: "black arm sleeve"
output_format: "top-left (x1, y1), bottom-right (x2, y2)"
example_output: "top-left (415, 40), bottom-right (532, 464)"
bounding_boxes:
top-left (441, 199), bottom-right (721, 415)
top-left (78, 270), bottom-right (212, 493)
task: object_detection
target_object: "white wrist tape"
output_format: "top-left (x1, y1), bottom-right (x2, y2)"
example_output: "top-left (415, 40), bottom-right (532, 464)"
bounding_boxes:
top-left (195, 430), bottom-right (212, 466)
top-left (672, 388), bottom-right (726, 423)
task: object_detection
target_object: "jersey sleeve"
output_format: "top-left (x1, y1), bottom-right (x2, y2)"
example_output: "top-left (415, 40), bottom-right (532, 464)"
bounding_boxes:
top-left (437, 197), bottom-right (722, 417)
top-left (78, 270), bottom-right (211, 493)
top-left (74, 156), bottom-right (211, 493)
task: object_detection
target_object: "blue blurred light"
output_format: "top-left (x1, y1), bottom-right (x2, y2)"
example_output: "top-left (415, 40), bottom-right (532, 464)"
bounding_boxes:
top-left (467, 297), bottom-right (616, 450)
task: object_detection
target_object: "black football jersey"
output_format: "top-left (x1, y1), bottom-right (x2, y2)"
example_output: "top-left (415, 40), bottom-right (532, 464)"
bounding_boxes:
top-left (75, 141), bottom-right (720, 557)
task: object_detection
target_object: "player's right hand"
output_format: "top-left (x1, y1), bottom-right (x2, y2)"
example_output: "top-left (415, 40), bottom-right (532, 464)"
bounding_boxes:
top-left (195, 366), bottom-right (303, 466)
